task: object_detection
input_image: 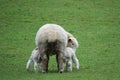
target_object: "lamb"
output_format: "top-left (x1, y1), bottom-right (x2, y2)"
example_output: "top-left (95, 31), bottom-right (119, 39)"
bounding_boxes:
top-left (65, 47), bottom-right (79, 71)
top-left (26, 47), bottom-right (41, 73)
top-left (65, 36), bottom-right (79, 72)
top-left (35, 24), bottom-right (68, 73)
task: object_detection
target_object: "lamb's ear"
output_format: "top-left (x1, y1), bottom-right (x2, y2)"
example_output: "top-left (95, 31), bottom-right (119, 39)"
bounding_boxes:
top-left (68, 38), bottom-right (72, 43)
top-left (35, 47), bottom-right (39, 50)
top-left (68, 38), bottom-right (74, 45)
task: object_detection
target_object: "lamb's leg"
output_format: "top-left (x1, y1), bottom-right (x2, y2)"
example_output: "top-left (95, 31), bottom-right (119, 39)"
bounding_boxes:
top-left (66, 59), bottom-right (72, 72)
top-left (34, 58), bottom-right (39, 73)
top-left (72, 54), bottom-right (79, 70)
top-left (26, 57), bottom-right (33, 71)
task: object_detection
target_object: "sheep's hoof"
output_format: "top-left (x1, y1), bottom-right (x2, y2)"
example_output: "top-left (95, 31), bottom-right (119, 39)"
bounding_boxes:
top-left (41, 70), bottom-right (47, 73)
top-left (58, 70), bottom-right (63, 73)
top-left (42, 71), bottom-right (46, 73)
top-left (59, 71), bottom-right (63, 73)
top-left (42, 72), bottom-right (46, 73)
top-left (41, 68), bottom-right (48, 73)
top-left (60, 71), bottom-right (63, 73)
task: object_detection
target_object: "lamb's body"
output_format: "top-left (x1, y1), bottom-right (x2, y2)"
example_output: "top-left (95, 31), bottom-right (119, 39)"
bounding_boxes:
top-left (35, 24), bottom-right (68, 73)
top-left (65, 47), bottom-right (79, 71)
top-left (65, 34), bottom-right (79, 71)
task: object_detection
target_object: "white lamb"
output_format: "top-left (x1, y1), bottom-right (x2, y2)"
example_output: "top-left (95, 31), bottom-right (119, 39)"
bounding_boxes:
top-left (65, 36), bottom-right (79, 72)
top-left (26, 47), bottom-right (41, 73)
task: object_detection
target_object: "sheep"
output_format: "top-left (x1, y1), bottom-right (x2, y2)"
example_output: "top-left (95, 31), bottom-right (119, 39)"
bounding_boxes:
top-left (35, 24), bottom-right (68, 73)
top-left (26, 47), bottom-right (41, 73)
top-left (26, 32), bottom-right (79, 73)
top-left (26, 24), bottom-right (78, 72)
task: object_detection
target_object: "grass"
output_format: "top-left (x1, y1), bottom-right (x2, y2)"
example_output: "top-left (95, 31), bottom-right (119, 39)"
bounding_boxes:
top-left (0, 0), bottom-right (120, 80)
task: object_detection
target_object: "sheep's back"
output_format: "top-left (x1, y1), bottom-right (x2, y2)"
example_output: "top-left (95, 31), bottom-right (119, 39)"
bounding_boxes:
top-left (35, 24), bottom-right (67, 45)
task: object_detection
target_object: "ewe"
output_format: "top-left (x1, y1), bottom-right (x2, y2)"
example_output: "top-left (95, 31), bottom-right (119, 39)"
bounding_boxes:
top-left (35, 24), bottom-right (68, 73)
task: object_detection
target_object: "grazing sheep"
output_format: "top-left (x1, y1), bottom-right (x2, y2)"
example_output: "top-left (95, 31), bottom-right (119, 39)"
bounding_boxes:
top-left (35, 24), bottom-right (68, 73)
top-left (26, 47), bottom-right (41, 73)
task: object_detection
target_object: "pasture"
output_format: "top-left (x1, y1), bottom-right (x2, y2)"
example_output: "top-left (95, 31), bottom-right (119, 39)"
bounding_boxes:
top-left (0, 0), bottom-right (120, 80)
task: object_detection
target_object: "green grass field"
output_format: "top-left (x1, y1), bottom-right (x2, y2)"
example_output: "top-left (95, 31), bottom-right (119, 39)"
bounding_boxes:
top-left (0, 0), bottom-right (120, 80)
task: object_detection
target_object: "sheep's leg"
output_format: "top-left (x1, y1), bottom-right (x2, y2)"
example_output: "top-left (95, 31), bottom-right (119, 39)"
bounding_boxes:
top-left (72, 55), bottom-right (79, 70)
top-left (56, 53), bottom-right (64, 73)
top-left (46, 55), bottom-right (49, 72)
top-left (56, 55), bottom-right (59, 71)
top-left (26, 58), bottom-right (33, 71)
top-left (41, 54), bottom-right (48, 73)
top-left (38, 57), bottom-right (42, 70)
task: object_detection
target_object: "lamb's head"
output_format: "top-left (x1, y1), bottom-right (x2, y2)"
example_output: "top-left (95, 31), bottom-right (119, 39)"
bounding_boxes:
top-left (66, 31), bottom-right (79, 48)
top-left (67, 37), bottom-right (79, 52)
